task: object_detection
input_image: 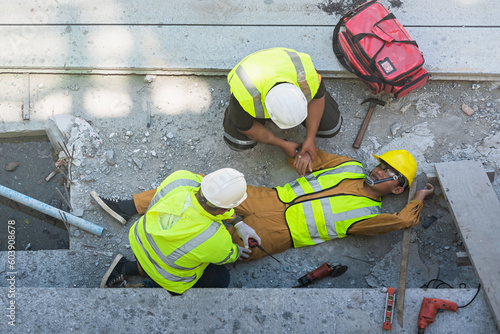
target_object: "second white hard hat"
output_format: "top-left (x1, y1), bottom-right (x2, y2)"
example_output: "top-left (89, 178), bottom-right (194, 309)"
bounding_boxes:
top-left (264, 83), bottom-right (308, 129)
top-left (201, 168), bottom-right (247, 209)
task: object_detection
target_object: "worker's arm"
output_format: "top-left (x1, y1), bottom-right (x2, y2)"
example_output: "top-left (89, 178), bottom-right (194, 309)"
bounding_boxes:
top-left (239, 121), bottom-right (300, 157)
top-left (348, 184), bottom-right (434, 235)
top-left (227, 213), bottom-right (262, 248)
top-left (288, 149), bottom-right (355, 176)
top-left (293, 95), bottom-right (325, 175)
top-left (348, 200), bottom-right (424, 235)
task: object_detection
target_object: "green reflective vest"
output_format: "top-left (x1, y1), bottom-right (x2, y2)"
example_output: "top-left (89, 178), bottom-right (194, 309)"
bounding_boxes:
top-left (275, 161), bottom-right (382, 247)
top-left (228, 47), bottom-right (320, 119)
top-left (129, 170), bottom-right (238, 294)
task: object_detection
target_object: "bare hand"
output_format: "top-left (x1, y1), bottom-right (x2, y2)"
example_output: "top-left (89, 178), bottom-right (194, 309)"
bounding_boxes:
top-left (298, 138), bottom-right (317, 162)
top-left (293, 151), bottom-right (313, 176)
top-left (414, 183), bottom-right (435, 201)
top-left (281, 141), bottom-right (301, 158)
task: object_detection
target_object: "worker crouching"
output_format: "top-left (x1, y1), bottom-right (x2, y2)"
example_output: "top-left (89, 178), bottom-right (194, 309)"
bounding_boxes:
top-left (96, 168), bottom-right (261, 295)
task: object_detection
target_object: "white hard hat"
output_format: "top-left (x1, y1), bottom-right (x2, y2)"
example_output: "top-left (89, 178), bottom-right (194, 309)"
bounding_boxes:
top-left (201, 168), bottom-right (247, 209)
top-left (264, 83), bottom-right (308, 129)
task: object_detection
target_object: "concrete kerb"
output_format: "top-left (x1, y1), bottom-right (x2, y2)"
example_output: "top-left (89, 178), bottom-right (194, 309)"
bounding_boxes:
top-left (0, 287), bottom-right (497, 333)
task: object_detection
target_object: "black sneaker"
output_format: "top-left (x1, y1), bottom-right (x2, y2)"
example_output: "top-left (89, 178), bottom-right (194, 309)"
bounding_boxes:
top-left (101, 254), bottom-right (129, 288)
top-left (90, 191), bottom-right (130, 225)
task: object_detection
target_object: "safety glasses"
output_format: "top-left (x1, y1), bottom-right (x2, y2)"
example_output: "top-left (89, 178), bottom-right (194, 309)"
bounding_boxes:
top-left (378, 161), bottom-right (407, 187)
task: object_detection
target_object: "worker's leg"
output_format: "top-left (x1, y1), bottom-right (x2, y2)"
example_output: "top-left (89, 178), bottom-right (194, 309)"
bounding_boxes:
top-left (192, 264), bottom-right (230, 288)
top-left (316, 91), bottom-right (342, 138)
top-left (223, 96), bottom-right (258, 151)
top-left (230, 186), bottom-right (292, 260)
top-left (91, 191), bottom-right (139, 224)
top-left (132, 189), bottom-right (157, 215)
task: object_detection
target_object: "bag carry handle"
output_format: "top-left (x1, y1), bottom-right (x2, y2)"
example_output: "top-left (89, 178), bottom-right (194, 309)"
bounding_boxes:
top-left (332, 3), bottom-right (384, 85)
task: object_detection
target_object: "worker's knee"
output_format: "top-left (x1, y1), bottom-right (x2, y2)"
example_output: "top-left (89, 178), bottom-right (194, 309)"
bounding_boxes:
top-left (223, 134), bottom-right (257, 151)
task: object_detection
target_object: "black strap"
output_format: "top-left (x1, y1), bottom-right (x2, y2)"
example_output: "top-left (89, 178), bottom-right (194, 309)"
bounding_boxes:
top-left (332, 1), bottom-right (417, 85)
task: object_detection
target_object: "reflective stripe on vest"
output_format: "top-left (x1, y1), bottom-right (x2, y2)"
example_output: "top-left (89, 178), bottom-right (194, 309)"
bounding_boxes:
top-left (286, 164), bottom-right (365, 198)
top-left (132, 174), bottom-right (230, 286)
top-left (275, 161), bottom-right (382, 247)
top-left (148, 178), bottom-right (200, 210)
top-left (299, 198), bottom-right (382, 245)
top-left (135, 214), bottom-right (223, 272)
top-left (229, 48), bottom-right (318, 118)
top-left (235, 65), bottom-right (265, 118)
top-left (283, 49), bottom-right (311, 100)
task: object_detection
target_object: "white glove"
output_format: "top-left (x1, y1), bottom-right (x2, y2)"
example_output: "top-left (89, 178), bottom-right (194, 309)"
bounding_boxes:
top-left (237, 245), bottom-right (251, 260)
top-left (234, 221), bottom-right (262, 248)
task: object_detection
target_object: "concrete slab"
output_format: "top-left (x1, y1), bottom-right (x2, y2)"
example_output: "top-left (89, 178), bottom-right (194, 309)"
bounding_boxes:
top-left (435, 160), bottom-right (500, 329)
top-left (2, 0), bottom-right (498, 26)
top-left (0, 25), bottom-right (498, 80)
top-left (0, 287), bottom-right (497, 333)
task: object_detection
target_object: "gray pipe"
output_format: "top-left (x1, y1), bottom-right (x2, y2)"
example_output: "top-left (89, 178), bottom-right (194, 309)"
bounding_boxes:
top-left (0, 184), bottom-right (103, 236)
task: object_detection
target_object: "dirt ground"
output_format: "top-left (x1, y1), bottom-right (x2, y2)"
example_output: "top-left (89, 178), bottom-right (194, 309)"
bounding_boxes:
top-left (4, 73), bottom-right (499, 290)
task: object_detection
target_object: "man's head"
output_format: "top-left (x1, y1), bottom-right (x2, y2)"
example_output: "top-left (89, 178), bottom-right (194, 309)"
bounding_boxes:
top-left (366, 150), bottom-right (417, 195)
top-left (200, 168), bottom-right (247, 212)
top-left (264, 83), bottom-right (308, 129)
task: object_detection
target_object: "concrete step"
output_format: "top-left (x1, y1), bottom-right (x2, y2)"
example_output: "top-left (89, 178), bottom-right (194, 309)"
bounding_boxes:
top-left (1, 287), bottom-right (498, 333)
top-left (3, 0), bottom-right (498, 26)
top-left (0, 0), bottom-right (499, 80)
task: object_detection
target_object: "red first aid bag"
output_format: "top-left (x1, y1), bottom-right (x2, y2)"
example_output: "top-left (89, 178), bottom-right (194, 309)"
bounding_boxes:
top-left (332, 0), bottom-right (428, 98)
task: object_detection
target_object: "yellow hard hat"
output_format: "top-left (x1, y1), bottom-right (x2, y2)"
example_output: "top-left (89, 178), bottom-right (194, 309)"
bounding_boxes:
top-left (372, 150), bottom-right (417, 186)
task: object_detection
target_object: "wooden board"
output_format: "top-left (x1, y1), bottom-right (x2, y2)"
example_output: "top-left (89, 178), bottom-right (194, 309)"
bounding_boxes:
top-left (435, 160), bottom-right (500, 330)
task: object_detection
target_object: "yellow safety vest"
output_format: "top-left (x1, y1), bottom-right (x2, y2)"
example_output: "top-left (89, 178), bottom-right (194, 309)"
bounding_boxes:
top-left (275, 161), bottom-right (382, 247)
top-left (129, 170), bottom-right (239, 294)
top-left (228, 47), bottom-right (320, 119)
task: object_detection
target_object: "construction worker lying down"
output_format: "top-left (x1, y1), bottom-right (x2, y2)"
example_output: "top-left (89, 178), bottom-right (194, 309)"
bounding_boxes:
top-left (94, 168), bottom-right (262, 295)
top-left (94, 149), bottom-right (434, 267)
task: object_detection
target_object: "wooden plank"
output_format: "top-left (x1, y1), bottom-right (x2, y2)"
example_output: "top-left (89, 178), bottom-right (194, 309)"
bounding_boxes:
top-left (0, 25), bottom-right (499, 81)
top-left (435, 160), bottom-right (500, 330)
top-left (396, 181), bottom-right (417, 327)
top-left (2, 0), bottom-right (498, 26)
top-left (22, 73), bottom-right (30, 120)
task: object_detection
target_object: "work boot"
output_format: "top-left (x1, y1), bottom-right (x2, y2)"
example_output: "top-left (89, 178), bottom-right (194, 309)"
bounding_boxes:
top-left (101, 254), bottom-right (129, 288)
top-left (90, 191), bottom-right (135, 225)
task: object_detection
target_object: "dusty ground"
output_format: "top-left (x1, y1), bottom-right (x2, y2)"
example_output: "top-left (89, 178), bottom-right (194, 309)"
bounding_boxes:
top-left (3, 73), bottom-right (499, 290)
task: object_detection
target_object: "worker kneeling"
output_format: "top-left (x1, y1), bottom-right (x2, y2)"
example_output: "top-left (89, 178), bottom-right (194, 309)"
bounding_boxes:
top-left (97, 168), bottom-right (261, 295)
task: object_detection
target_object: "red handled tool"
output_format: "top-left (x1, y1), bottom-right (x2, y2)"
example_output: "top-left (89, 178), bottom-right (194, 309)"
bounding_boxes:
top-left (248, 238), bottom-right (282, 264)
top-left (383, 287), bottom-right (396, 330)
top-left (417, 297), bottom-right (458, 333)
top-left (293, 262), bottom-right (348, 288)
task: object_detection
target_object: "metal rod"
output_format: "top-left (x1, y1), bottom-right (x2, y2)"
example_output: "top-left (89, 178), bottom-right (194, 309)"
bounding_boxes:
top-left (0, 184), bottom-right (103, 236)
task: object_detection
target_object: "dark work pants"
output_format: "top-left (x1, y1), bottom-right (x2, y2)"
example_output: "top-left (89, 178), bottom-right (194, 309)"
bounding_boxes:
top-left (137, 262), bottom-right (230, 296)
top-left (223, 91), bottom-right (342, 150)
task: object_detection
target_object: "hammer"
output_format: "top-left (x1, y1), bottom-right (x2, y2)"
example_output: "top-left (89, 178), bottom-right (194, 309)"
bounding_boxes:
top-left (352, 97), bottom-right (386, 149)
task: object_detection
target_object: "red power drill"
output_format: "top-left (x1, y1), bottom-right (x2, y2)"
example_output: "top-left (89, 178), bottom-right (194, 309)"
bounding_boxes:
top-left (417, 297), bottom-right (458, 333)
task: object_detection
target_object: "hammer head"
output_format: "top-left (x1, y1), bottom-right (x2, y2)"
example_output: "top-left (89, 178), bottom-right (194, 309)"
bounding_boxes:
top-left (361, 97), bottom-right (386, 107)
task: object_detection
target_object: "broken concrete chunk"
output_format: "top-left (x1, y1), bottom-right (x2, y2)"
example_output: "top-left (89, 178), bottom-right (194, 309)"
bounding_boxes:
top-left (461, 103), bottom-right (475, 116)
top-left (45, 114), bottom-right (77, 151)
top-left (105, 150), bottom-right (116, 166)
top-left (390, 121), bottom-right (402, 136)
top-left (72, 208), bottom-right (84, 217)
top-left (133, 157), bottom-right (143, 170)
top-left (144, 75), bottom-right (156, 83)
top-left (5, 161), bottom-right (19, 172)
